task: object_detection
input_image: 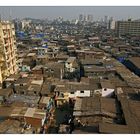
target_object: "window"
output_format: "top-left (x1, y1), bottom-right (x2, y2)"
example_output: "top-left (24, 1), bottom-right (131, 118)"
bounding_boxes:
top-left (50, 69), bottom-right (54, 73)
top-left (71, 92), bottom-right (74, 94)
top-left (20, 84), bottom-right (23, 86)
top-left (60, 93), bottom-right (64, 97)
top-left (21, 91), bottom-right (24, 94)
top-left (80, 91), bottom-right (84, 93)
top-left (34, 91), bottom-right (37, 94)
top-left (104, 88), bottom-right (107, 91)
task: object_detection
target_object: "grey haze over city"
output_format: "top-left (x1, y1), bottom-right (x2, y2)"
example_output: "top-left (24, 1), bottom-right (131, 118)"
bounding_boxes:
top-left (0, 6), bottom-right (140, 21)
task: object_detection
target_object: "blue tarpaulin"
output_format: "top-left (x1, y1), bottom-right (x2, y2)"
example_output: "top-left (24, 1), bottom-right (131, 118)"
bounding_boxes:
top-left (17, 31), bottom-right (27, 38)
top-left (117, 57), bottom-right (125, 63)
top-left (35, 33), bottom-right (44, 38)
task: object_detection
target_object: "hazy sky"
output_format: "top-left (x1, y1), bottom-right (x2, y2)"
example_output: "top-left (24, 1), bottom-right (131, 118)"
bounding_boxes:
top-left (0, 6), bottom-right (140, 20)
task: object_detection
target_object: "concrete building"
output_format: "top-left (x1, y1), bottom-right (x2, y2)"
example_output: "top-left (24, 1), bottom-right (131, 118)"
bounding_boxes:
top-left (104, 16), bottom-right (109, 28)
top-left (87, 14), bottom-right (93, 23)
top-left (44, 62), bottom-right (65, 80)
top-left (0, 21), bottom-right (18, 85)
top-left (0, 54), bottom-right (5, 86)
top-left (109, 18), bottom-right (116, 30)
top-left (21, 20), bottom-right (31, 30)
top-left (116, 20), bottom-right (140, 36)
top-left (37, 47), bottom-right (48, 56)
top-left (79, 14), bottom-right (84, 22)
top-left (65, 57), bottom-right (78, 73)
top-left (104, 16), bottom-right (108, 24)
top-left (35, 24), bottom-right (43, 30)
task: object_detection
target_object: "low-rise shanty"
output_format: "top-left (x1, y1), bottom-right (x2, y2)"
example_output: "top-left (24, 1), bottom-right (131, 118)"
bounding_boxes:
top-left (14, 77), bottom-right (31, 94)
top-left (24, 108), bottom-right (46, 128)
top-left (0, 88), bottom-right (13, 104)
top-left (44, 62), bottom-right (65, 79)
top-left (73, 97), bottom-right (121, 126)
top-left (65, 57), bottom-right (79, 73)
top-left (39, 96), bottom-right (51, 109)
top-left (27, 79), bottom-right (43, 95)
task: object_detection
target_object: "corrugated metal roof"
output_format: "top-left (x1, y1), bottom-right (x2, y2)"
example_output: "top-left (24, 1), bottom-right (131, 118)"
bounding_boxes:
top-left (99, 123), bottom-right (134, 134)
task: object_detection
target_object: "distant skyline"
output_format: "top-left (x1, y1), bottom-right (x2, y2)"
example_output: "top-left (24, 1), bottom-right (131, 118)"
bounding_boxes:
top-left (0, 6), bottom-right (140, 21)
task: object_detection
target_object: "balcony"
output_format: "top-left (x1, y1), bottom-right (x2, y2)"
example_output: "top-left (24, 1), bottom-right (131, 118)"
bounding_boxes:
top-left (0, 57), bottom-right (4, 67)
top-left (2, 26), bottom-right (7, 30)
top-left (3, 33), bottom-right (9, 38)
top-left (6, 56), bottom-right (11, 62)
top-left (12, 30), bottom-right (15, 35)
top-left (5, 49), bottom-right (11, 55)
top-left (4, 43), bottom-right (9, 47)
